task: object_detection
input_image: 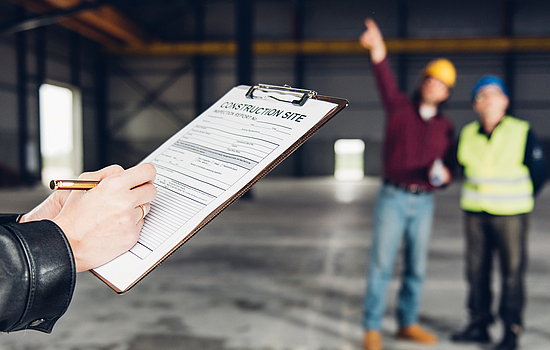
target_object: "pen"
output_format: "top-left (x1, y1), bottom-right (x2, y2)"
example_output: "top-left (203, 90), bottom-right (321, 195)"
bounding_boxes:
top-left (50, 180), bottom-right (100, 190)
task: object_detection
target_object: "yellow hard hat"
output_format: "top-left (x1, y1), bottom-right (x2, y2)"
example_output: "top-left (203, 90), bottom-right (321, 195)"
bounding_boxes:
top-left (423, 58), bottom-right (456, 88)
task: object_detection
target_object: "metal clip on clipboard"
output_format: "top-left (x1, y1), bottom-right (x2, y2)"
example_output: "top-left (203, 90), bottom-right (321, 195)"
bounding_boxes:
top-left (246, 84), bottom-right (317, 106)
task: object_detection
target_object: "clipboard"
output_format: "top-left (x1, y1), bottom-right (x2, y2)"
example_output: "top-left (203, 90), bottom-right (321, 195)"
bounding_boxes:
top-left (92, 84), bottom-right (348, 293)
top-left (242, 84), bottom-right (347, 188)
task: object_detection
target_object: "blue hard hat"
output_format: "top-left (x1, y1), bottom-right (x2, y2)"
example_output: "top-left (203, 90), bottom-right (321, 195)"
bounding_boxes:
top-left (471, 75), bottom-right (510, 103)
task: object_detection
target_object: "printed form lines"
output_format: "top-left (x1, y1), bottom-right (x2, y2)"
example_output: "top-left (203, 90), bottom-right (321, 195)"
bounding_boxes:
top-left (133, 186), bottom-right (205, 258)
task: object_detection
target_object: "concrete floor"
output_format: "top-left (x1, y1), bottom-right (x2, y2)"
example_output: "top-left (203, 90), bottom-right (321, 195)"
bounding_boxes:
top-left (1, 177), bottom-right (550, 350)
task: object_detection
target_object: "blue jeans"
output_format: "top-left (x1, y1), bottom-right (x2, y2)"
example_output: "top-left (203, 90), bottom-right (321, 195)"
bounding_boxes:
top-left (362, 183), bottom-right (435, 330)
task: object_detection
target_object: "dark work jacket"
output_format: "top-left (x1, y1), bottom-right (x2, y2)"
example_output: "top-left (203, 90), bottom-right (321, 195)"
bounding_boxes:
top-left (372, 58), bottom-right (455, 189)
top-left (0, 214), bottom-right (76, 333)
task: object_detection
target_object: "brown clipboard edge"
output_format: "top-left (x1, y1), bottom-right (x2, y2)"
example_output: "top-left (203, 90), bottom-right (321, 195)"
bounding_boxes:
top-left (91, 94), bottom-right (348, 294)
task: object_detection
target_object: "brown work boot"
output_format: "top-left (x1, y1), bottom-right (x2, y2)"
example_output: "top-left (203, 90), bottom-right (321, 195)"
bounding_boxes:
top-left (362, 330), bottom-right (383, 350)
top-left (396, 324), bottom-right (438, 344)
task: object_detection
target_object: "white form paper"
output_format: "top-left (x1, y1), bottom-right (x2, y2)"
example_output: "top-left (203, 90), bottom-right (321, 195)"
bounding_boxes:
top-left (92, 85), bottom-right (343, 293)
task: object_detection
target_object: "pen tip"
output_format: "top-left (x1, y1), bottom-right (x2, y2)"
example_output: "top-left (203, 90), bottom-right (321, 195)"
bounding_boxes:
top-left (49, 180), bottom-right (56, 190)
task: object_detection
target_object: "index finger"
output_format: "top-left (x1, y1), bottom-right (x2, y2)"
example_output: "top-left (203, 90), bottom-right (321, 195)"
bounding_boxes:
top-left (364, 18), bottom-right (378, 32)
top-left (364, 18), bottom-right (373, 29)
top-left (117, 163), bottom-right (157, 190)
top-left (79, 164), bottom-right (124, 181)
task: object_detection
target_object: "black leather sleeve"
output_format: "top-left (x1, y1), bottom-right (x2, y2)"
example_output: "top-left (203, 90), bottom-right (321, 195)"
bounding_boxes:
top-left (0, 217), bottom-right (76, 333)
top-left (0, 214), bottom-right (21, 225)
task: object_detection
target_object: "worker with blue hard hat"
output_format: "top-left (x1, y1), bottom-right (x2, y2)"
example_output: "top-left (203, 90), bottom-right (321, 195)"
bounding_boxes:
top-left (471, 75), bottom-right (510, 103)
top-left (452, 74), bottom-right (547, 350)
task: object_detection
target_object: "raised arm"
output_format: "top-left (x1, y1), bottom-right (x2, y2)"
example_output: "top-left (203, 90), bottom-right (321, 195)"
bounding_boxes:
top-left (359, 18), bottom-right (387, 64)
top-left (360, 18), bottom-right (408, 115)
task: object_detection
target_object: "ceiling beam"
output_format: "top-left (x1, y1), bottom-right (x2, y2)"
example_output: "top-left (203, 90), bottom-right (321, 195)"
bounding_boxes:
top-left (1, 0), bottom-right (102, 34)
top-left (11, 0), bottom-right (151, 48)
top-left (107, 37), bottom-right (550, 56)
top-left (71, 5), bottom-right (150, 47)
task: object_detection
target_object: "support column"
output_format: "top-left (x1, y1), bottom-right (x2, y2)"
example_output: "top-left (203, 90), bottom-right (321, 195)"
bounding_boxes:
top-left (193, 0), bottom-right (205, 115)
top-left (16, 6), bottom-right (30, 185)
top-left (397, 0), bottom-right (409, 92)
top-left (70, 31), bottom-right (81, 88)
top-left (502, 0), bottom-right (516, 114)
top-left (292, 0), bottom-right (306, 177)
top-left (35, 26), bottom-right (46, 182)
top-left (236, 0), bottom-right (253, 86)
top-left (95, 46), bottom-right (108, 168)
top-left (236, 0), bottom-right (254, 197)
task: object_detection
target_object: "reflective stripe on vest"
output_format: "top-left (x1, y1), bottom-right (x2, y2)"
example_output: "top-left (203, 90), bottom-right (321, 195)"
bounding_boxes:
top-left (457, 116), bottom-right (534, 215)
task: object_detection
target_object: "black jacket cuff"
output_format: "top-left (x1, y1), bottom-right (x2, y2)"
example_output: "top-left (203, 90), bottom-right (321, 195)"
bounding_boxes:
top-left (0, 214), bottom-right (21, 225)
top-left (4, 220), bottom-right (76, 333)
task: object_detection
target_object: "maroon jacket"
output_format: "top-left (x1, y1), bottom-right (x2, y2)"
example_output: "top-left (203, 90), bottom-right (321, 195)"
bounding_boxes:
top-left (372, 58), bottom-right (455, 190)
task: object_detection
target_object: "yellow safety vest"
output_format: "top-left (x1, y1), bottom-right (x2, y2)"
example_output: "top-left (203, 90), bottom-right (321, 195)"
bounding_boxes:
top-left (457, 116), bottom-right (534, 215)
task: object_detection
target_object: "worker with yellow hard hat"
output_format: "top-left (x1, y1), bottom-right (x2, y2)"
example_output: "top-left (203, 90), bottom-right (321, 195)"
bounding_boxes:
top-left (423, 58), bottom-right (457, 88)
top-left (358, 18), bottom-right (456, 350)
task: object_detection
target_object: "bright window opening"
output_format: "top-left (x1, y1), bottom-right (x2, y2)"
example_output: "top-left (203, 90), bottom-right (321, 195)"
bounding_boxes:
top-left (39, 83), bottom-right (83, 187)
top-left (334, 139), bottom-right (365, 181)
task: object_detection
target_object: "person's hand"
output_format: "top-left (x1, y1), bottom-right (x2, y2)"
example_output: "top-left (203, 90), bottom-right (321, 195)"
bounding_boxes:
top-left (429, 162), bottom-right (452, 187)
top-left (19, 190), bottom-right (70, 223)
top-left (440, 164), bottom-right (452, 186)
top-left (52, 163), bottom-right (157, 272)
top-left (359, 18), bottom-right (387, 64)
